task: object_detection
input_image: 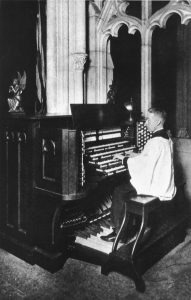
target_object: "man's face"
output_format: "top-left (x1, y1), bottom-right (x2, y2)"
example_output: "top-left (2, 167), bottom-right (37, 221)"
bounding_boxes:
top-left (145, 112), bottom-right (160, 132)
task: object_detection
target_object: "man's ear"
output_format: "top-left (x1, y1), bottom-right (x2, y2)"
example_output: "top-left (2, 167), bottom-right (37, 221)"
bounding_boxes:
top-left (156, 117), bottom-right (161, 127)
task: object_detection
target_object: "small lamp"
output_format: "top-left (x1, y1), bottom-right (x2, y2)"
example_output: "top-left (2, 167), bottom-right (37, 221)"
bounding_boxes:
top-left (124, 98), bottom-right (133, 123)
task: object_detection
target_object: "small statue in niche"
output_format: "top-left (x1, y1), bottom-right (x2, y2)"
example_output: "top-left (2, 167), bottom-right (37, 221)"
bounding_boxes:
top-left (107, 81), bottom-right (117, 104)
top-left (7, 71), bottom-right (26, 113)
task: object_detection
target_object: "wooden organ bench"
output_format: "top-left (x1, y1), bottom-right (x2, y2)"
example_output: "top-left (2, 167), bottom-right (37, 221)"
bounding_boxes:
top-left (102, 184), bottom-right (188, 292)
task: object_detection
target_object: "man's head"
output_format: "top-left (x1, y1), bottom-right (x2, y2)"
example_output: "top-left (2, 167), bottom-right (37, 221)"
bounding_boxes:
top-left (145, 107), bottom-right (167, 133)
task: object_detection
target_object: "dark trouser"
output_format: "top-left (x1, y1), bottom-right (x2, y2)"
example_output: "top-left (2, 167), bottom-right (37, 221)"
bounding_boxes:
top-left (111, 181), bottom-right (137, 234)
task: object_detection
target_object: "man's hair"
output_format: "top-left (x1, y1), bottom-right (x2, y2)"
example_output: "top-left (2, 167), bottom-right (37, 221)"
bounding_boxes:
top-left (148, 107), bottom-right (167, 123)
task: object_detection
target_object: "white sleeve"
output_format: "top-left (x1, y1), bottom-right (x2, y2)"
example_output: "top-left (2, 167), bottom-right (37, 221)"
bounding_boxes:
top-left (127, 139), bottom-right (162, 193)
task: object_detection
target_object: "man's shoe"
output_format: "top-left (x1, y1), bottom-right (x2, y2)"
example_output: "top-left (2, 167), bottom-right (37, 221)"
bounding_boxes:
top-left (100, 230), bottom-right (116, 242)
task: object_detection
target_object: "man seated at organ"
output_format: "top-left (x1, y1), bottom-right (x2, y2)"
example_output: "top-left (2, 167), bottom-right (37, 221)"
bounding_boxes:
top-left (101, 107), bottom-right (176, 242)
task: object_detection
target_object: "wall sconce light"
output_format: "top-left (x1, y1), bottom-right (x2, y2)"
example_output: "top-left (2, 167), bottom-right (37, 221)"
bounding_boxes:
top-left (124, 98), bottom-right (133, 123)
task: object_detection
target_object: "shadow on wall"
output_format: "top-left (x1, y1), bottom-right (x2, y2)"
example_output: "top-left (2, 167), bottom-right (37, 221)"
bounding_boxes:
top-left (174, 138), bottom-right (191, 224)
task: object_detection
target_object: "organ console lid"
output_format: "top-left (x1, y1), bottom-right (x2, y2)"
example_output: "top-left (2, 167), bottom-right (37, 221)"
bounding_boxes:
top-left (70, 104), bottom-right (129, 130)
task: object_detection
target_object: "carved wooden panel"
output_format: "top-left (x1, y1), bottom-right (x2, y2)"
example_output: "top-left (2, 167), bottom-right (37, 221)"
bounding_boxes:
top-left (5, 130), bottom-right (27, 233)
top-left (0, 118), bottom-right (39, 242)
top-left (42, 138), bottom-right (56, 182)
top-left (35, 128), bottom-right (83, 200)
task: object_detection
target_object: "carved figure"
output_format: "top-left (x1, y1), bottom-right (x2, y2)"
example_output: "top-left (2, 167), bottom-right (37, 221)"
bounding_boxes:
top-left (107, 82), bottom-right (117, 104)
top-left (7, 71), bottom-right (26, 112)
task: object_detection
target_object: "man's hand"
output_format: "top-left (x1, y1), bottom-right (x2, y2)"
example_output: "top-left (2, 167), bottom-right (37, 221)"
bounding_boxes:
top-left (113, 151), bottom-right (139, 162)
top-left (128, 152), bottom-right (139, 158)
top-left (113, 154), bottom-right (125, 161)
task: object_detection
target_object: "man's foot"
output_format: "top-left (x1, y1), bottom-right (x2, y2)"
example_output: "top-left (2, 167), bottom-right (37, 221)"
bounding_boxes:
top-left (100, 230), bottom-right (116, 242)
top-left (100, 227), bottom-right (151, 244)
top-left (100, 230), bottom-right (127, 243)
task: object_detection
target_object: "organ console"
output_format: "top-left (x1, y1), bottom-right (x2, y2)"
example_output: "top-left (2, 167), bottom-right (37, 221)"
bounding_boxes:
top-left (0, 105), bottom-right (188, 292)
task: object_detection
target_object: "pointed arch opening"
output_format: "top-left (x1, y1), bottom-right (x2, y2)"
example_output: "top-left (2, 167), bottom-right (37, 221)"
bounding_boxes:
top-left (110, 24), bottom-right (141, 117)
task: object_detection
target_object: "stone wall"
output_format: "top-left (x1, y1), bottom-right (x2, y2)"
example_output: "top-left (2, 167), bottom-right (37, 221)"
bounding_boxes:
top-left (174, 138), bottom-right (191, 217)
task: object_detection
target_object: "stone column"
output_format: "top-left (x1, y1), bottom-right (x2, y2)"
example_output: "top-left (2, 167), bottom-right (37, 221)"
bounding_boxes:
top-left (46, 0), bottom-right (70, 114)
top-left (46, 0), bottom-right (57, 114)
top-left (97, 35), bottom-right (113, 104)
top-left (72, 0), bottom-right (87, 104)
top-left (46, 0), bottom-right (87, 114)
top-left (141, 1), bottom-right (152, 117)
top-left (87, 2), bottom-right (113, 104)
top-left (72, 53), bottom-right (87, 104)
top-left (141, 34), bottom-right (152, 117)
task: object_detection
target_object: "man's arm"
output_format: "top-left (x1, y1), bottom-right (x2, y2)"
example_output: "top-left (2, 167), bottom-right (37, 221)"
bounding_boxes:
top-left (113, 151), bottom-right (140, 165)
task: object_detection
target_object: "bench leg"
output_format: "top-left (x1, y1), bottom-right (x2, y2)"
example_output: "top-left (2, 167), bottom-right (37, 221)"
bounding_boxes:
top-left (126, 206), bottom-right (148, 292)
top-left (112, 202), bottom-right (130, 252)
top-left (110, 203), bottom-right (148, 292)
top-left (131, 206), bottom-right (148, 258)
top-left (133, 270), bottom-right (146, 293)
top-left (102, 255), bottom-right (146, 293)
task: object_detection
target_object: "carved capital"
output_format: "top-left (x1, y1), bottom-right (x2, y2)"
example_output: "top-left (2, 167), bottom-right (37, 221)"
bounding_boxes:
top-left (72, 53), bottom-right (88, 71)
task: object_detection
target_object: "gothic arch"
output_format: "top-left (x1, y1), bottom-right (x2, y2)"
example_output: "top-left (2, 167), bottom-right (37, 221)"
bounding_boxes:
top-left (98, 0), bottom-right (191, 114)
top-left (89, 0), bottom-right (191, 113)
top-left (96, 0), bottom-right (142, 103)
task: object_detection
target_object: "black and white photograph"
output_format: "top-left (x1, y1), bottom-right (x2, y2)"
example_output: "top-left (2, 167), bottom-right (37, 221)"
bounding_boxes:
top-left (0, 0), bottom-right (191, 299)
